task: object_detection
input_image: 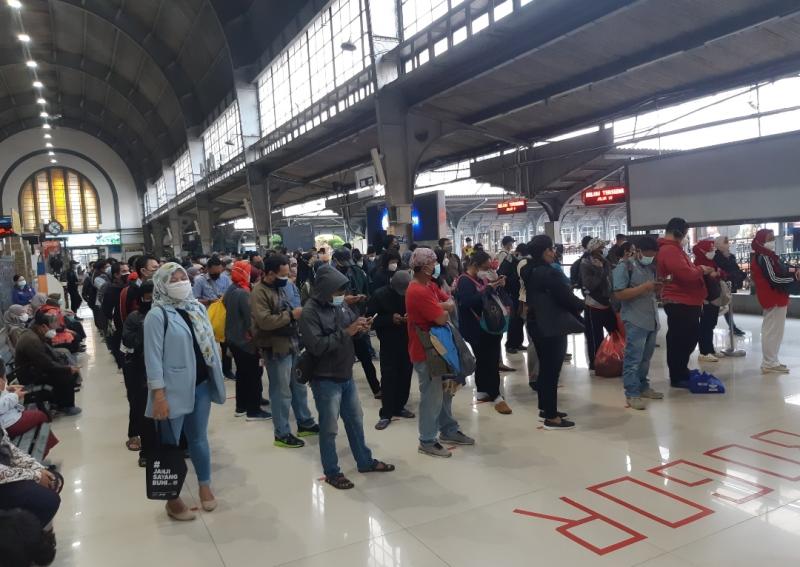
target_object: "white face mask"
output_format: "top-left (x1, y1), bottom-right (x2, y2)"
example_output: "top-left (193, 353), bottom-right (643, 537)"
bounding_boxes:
top-left (442, 258), bottom-right (449, 267)
top-left (166, 280), bottom-right (193, 301)
top-left (16, 279), bottom-right (26, 287)
top-left (705, 251), bottom-right (716, 260)
top-left (764, 241), bottom-right (776, 251)
top-left (388, 263), bottom-right (398, 272)
top-left (44, 329), bottom-right (57, 339)
top-left (19, 313), bottom-right (29, 322)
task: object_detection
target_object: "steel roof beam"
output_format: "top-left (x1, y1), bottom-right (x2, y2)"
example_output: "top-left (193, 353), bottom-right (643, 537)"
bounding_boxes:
top-left (55, 0), bottom-right (204, 126)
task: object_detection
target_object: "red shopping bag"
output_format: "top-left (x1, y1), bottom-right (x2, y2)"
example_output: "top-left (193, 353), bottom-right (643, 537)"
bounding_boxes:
top-left (594, 330), bottom-right (625, 378)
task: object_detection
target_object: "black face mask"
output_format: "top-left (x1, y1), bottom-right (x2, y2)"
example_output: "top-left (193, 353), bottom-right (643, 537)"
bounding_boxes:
top-left (253, 261), bottom-right (265, 271)
top-left (209, 272), bottom-right (220, 280)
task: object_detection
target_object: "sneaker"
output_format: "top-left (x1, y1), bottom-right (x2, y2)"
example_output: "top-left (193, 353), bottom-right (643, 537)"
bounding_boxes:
top-left (641, 388), bottom-right (664, 399)
top-left (375, 418), bottom-right (391, 430)
top-left (543, 418), bottom-right (575, 430)
top-left (297, 424), bottom-right (320, 437)
top-left (234, 408), bottom-right (247, 417)
top-left (762, 365), bottom-right (791, 374)
top-left (733, 328), bottom-right (746, 337)
top-left (397, 409), bottom-right (415, 419)
top-left (418, 442), bottom-right (452, 458)
top-left (439, 431), bottom-right (475, 446)
top-left (494, 400), bottom-right (512, 415)
top-left (260, 398), bottom-right (270, 407)
top-left (246, 410), bottom-right (272, 421)
top-left (274, 434), bottom-right (305, 448)
top-left (61, 406), bottom-right (82, 417)
top-left (498, 363), bottom-right (516, 372)
top-left (538, 411), bottom-right (567, 422)
top-left (698, 354), bottom-right (719, 362)
top-left (374, 391), bottom-right (383, 400)
top-left (627, 397), bottom-right (646, 410)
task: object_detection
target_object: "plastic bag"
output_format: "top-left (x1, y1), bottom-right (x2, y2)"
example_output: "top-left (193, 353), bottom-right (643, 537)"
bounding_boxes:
top-left (689, 370), bottom-right (726, 394)
top-left (594, 330), bottom-right (625, 378)
top-left (207, 299), bottom-right (226, 343)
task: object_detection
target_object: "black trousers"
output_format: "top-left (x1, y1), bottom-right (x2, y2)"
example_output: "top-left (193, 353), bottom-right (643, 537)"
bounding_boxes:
top-left (378, 339), bottom-right (413, 419)
top-left (68, 290), bottom-right (82, 314)
top-left (664, 303), bottom-right (701, 384)
top-left (230, 344), bottom-right (263, 413)
top-left (469, 331), bottom-right (503, 400)
top-left (0, 480), bottom-right (60, 527)
top-left (220, 342), bottom-right (233, 376)
top-left (122, 356), bottom-right (155, 456)
top-left (584, 306), bottom-right (617, 370)
top-left (699, 303), bottom-right (721, 355)
top-left (507, 297), bottom-right (525, 349)
top-left (108, 328), bottom-right (124, 369)
top-left (353, 333), bottom-right (381, 394)
top-left (40, 372), bottom-right (77, 409)
top-left (532, 334), bottom-right (568, 419)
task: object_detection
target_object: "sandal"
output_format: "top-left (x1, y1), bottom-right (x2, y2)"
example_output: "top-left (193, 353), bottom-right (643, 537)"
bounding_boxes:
top-left (358, 460), bottom-right (396, 473)
top-left (125, 437), bottom-right (141, 451)
top-left (325, 474), bottom-right (355, 490)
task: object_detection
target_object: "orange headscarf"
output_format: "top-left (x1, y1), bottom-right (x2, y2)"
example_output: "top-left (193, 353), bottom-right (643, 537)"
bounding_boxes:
top-left (231, 260), bottom-right (252, 290)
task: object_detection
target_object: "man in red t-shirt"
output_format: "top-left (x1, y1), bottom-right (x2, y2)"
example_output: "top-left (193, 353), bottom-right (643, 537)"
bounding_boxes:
top-left (406, 247), bottom-right (474, 458)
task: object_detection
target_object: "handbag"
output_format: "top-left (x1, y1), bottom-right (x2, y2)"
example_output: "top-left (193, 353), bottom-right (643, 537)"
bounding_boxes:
top-left (294, 349), bottom-right (318, 384)
top-left (146, 422), bottom-right (188, 500)
top-left (527, 289), bottom-right (585, 338)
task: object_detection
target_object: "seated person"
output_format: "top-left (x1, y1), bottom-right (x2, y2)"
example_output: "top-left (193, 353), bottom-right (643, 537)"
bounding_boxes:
top-left (14, 312), bottom-right (82, 416)
top-left (2, 305), bottom-right (31, 350)
top-left (0, 359), bottom-right (58, 458)
top-left (30, 295), bottom-right (81, 353)
top-left (12, 275), bottom-right (35, 306)
top-left (0, 426), bottom-right (61, 531)
top-left (0, 509), bottom-right (57, 567)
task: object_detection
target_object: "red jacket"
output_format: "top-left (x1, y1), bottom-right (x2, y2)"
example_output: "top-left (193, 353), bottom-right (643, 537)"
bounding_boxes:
top-left (751, 254), bottom-right (791, 309)
top-left (657, 238), bottom-right (706, 306)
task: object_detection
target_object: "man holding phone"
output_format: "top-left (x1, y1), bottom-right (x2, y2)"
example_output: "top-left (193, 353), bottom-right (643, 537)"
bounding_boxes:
top-left (657, 218), bottom-right (712, 388)
top-left (612, 237), bottom-right (665, 410)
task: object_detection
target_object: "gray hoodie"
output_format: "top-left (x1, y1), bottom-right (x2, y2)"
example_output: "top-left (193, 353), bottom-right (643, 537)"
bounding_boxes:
top-left (298, 265), bottom-right (358, 381)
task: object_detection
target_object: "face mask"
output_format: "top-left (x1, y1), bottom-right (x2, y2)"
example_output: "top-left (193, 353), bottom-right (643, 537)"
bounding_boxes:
top-left (16, 279), bottom-right (26, 288)
top-left (120, 272), bottom-right (130, 279)
top-left (442, 258), bottom-right (449, 267)
top-left (19, 313), bottom-right (29, 322)
top-left (166, 280), bottom-right (193, 301)
top-left (367, 255), bottom-right (375, 262)
top-left (705, 251), bottom-right (716, 260)
top-left (477, 270), bottom-right (492, 281)
top-left (105, 266), bottom-right (112, 275)
top-left (639, 256), bottom-right (654, 266)
top-left (388, 263), bottom-right (398, 272)
top-left (332, 295), bottom-right (345, 306)
top-left (764, 241), bottom-right (776, 251)
top-left (44, 329), bottom-right (57, 339)
top-left (433, 264), bottom-right (441, 278)
top-left (209, 272), bottom-right (220, 280)
top-left (198, 258), bottom-right (208, 266)
top-left (275, 276), bottom-right (289, 288)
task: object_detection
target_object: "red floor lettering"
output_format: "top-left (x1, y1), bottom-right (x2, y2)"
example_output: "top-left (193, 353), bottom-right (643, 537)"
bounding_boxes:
top-left (587, 476), bottom-right (714, 528)
top-left (514, 497), bottom-right (646, 556)
top-left (704, 444), bottom-right (800, 481)
top-left (751, 429), bottom-right (800, 449)
top-left (648, 459), bottom-right (773, 504)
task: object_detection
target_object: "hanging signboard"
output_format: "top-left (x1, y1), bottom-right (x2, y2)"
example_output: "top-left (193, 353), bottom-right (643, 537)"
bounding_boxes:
top-left (497, 198), bottom-right (528, 215)
top-left (582, 186), bottom-right (627, 206)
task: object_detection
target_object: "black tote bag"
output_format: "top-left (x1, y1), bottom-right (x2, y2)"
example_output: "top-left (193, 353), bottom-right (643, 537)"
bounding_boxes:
top-left (146, 422), bottom-right (188, 500)
top-left (527, 290), bottom-right (585, 338)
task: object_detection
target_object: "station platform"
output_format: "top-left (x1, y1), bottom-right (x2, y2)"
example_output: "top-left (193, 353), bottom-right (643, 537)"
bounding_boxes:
top-left (50, 313), bottom-right (800, 567)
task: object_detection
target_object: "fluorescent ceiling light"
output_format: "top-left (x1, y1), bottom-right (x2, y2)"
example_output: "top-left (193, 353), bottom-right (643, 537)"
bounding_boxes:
top-left (7, 1), bottom-right (23, 9)
top-left (50, 159), bottom-right (57, 164)
top-left (42, 123), bottom-right (51, 129)
top-left (48, 151), bottom-right (54, 156)
top-left (18, 34), bottom-right (30, 43)
top-left (33, 80), bottom-right (43, 88)
top-left (40, 111), bottom-right (48, 118)
top-left (45, 142), bottom-right (53, 148)
top-left (44, 133), bottom-right (51, 139)
top-left (37, 98), bottom-right (46, 105)
top-left (26, 60), bottom-right (37, 68)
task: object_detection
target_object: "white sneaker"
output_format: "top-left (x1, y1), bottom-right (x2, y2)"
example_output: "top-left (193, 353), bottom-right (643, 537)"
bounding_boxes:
top-left (698, 354), bottom-right (719, 363)
top-left (762, 365), bottom-right (790, 374)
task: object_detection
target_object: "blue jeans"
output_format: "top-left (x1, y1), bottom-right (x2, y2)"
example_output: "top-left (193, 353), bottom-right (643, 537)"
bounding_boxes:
top-left (310, 379), bottom-right (374, 478)
top-left (622, 321), bottom-right (657, 398)
top-left (414, 361), bottom-right (459, 445)
top-left (266, 352), bottom-right (315, 438)
top-left (161, 381), bottom-right (212, 486)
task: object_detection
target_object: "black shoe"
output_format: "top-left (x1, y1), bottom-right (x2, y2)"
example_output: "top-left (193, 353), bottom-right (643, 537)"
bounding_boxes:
top-left (529, 381), bottom-right (538, 392)
top-left (506, 347), bottom-right (519, 354)
top-left (543, 418), bottom-right (575, 430)
top-left (734, 328), bottom-right (746, 337)
top-left (498, 363), bottom-right (516, 372)
top-left (374, 391), bottom-right (383, 400)
top-left (671, 380), bottom-right (690, 389)
top-left (223, 370), bottom-right (236, 380)
top-left (397, 408), bottom-right (415, 419)
top-left (297, 424), bottom-right (320, 437)
top-left (538, 411), bottom-right (567, 422)
top-left (274, 434), bottom-right (305, 448)
top-left (260, 397), bottom-right (270, 407)
top-left (138, 456), bottom-right (147, 467)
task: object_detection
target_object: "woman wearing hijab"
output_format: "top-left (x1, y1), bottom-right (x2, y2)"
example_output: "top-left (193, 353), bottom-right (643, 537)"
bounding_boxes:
top-left (224, 260), bottom-right (270, 420)
top-left (751, 229), bottom-right (799, 373)
top-left (144, 263), bottom-right (226, 521)
top-left (693, 239), bottom-right (726, 362)
top-left (2, 305), bottom-right (30, 349)
top-left (713, 236), bottom-right (746, 336)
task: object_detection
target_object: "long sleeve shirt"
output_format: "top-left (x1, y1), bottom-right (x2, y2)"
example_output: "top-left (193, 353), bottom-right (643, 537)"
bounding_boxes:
top-left (0, 390), bottom-right (23, 430)
top-left (192, 273), bottom-right (232, 301)
top-left (0, 428), bottom-right (44, 485)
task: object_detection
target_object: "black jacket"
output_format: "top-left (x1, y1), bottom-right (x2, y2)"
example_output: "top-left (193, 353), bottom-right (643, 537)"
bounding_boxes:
top-left (714, 251), bottom-right (746, 292)
top-left (524, 262), bottom-right (585, 338)
top-left (366, 285), bottom-right (408, 344)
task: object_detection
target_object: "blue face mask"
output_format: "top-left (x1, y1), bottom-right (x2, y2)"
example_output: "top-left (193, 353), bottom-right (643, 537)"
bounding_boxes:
top-left (639, 256), bottom-right (655, 266)
top-left (433, 264), bottom-right (441, 279)
top-left (274, 276), bottom-right (288, 288)
top-left (332, 295), bottom-right (345, 306)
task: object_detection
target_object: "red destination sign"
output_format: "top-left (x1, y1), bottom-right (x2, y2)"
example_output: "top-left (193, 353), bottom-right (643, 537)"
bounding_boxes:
top-left (497, 198), bottom-right (528, 215)
top-left (582, 186), bottom-right (627, 206)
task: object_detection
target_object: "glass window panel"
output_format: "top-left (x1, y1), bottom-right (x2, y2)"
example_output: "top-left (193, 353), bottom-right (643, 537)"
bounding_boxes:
top-left (289, 32), bottom-right (312, 115)
top-left (82, 179), bottom-right (99, 231)
top-left (155, 176), bottom-right (167, 207)
top-left (308, 9), bottom-right (335, 105)
top-left (51, 168), bottom-right (69, 231)
top-left (20, 180), bottom-right (36, 233)
top-left (36, 172), bottom-right (51, 224)
top-left (173, 151), bottom-right (193, 195)
top-left (257, 68), bottom-right (277, 137)
top-left (202, 102), bottom-right (243, 169)
top-left (401, 0), bottom-right (448, 37)
top-left (67, 172), bottom-right (84, 232)
top-left (331, 0), bottom-right (368, 86)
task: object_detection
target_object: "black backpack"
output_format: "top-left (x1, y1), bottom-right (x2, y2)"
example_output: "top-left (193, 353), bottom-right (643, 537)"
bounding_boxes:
top-left (497, 255), bottom-right (520, 294)
top-left (569, 258), bottom-right (583, 289)
top-left (81, 275), bottom-right (97, 305)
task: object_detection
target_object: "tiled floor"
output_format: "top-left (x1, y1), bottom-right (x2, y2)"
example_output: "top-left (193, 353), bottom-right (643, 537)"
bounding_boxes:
top-left (49, 312), bottom-right (800, 566)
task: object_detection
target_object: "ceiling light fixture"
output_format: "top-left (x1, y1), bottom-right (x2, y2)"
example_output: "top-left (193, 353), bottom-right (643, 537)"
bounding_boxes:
top-left (48, 151), bottom-right (54, 156)
top-left (44, 133), bottom-right (51, 139)
top-left (7, 0), bottom-right (23, 9)
top-left (50, 159), bottom-right (57, 164)
top-left (42, 123), bottom-right (51, 129)
top-left (45, 142), bottom-right (52, 148)
top-left (26, 60), bottom-right (37, 68)
top-left (18, 33), bottom-right (30, 43)
top-left (33, 80), bottom-right (43, 88)
top-left (40, 111), bottom-right (48, 118)
top-left (36, 97), bottom-right (46, 104)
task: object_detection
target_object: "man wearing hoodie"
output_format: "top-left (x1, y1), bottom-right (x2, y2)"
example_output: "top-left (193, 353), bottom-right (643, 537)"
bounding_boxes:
top-left (657, 218), bottom-right (712, 388)
top-left (299, 265), bottom-right (395, 489)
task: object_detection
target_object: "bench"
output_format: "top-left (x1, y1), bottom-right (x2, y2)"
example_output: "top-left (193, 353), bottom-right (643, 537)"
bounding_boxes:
top-left (12, 421), bottom-right (52, 464)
